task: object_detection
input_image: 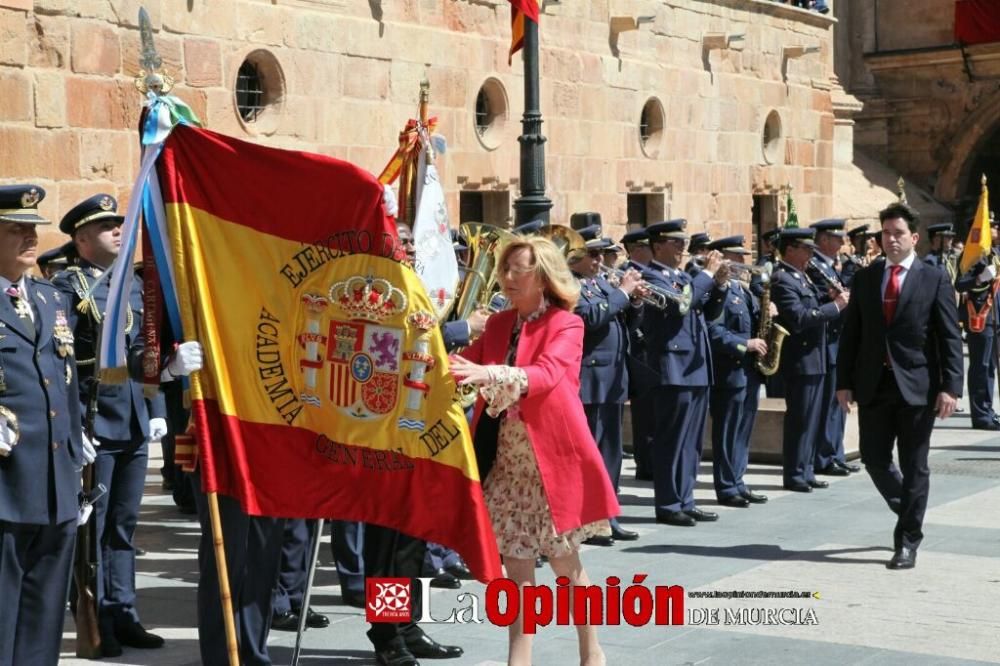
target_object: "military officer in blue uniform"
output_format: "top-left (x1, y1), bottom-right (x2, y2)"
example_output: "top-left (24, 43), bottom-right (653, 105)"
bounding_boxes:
top-left (642, 220), bottom-right (725, 526)
top-left (569, 222), bottom-right (643, 543)
top-left (922, 223), bottom-right (958, 283)
top-left (0, 184), bottom-right (87, 666)
top-left (840, 224), bottom-right (869, 288)
top-left (771, 228), bottom-right (849, 491)
top-left (36, 240), bottom-right (77, 279)
top-left (955, 216), bottom-right (1000, 430)
top-left (706, 236), bottom-right (769, 507)
top-left (52, 193), bottom-right (169, 656)
top-left (807, 219), bottom-right (860, 477)
top-left (271, 519), bottom-right (331, 631)
top-left (620, 229), bottom-right (657, 481)
top-left (684, 232), bottom-right (712, 276)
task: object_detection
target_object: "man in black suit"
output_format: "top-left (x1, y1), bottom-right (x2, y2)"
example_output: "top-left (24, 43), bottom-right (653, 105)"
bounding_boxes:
top-left (837, 202), bottom-right (963, 570)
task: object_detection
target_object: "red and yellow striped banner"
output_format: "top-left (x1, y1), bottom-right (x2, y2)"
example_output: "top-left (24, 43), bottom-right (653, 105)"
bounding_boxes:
top-left (508, 0), bottom-right (540, 64)
top-left (157, 125), bottom-right (501, 581)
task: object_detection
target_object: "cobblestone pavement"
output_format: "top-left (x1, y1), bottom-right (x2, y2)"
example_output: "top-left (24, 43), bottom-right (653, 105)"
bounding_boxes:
top-left (61, 401), bottom-right (1000, 665)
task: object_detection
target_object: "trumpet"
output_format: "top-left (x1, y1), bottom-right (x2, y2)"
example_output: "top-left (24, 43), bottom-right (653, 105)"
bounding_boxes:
top-left (600, 263), bottom-right (693, 314)
top-left (693, 256), bottom-right (772, 278)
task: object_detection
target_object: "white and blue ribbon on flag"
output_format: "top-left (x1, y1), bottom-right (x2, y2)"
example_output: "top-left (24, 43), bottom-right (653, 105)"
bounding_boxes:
top-left (97, 93), bottom-right (198, 377)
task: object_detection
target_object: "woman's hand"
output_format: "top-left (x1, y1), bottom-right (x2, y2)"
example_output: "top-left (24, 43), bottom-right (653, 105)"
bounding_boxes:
top-left (449, 355), bottom-right (492, 386)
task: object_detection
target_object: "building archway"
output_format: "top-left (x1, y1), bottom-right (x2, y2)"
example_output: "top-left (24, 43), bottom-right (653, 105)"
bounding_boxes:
top-left (936, 88), bottom-right (1000, 217)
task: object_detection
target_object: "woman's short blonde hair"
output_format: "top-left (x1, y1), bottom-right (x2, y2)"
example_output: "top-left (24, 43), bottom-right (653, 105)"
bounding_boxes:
top-left (498, 236), bottom-right (580, 311)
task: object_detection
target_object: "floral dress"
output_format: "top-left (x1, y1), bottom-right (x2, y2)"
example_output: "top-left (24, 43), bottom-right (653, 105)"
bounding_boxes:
top-left (478, 301), bottom-right (610, 560)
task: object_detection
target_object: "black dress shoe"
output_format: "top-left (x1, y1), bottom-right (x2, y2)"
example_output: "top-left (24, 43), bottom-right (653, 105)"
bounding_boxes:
top-left (304, 607), bottom-right (329, 628)
top-left (116, 622), bottom-right (165, 649)
top-left (635, 469), bottom-right (654, 481)
top-left (343, 589), bottom-right (366, 608)
top-left (741, 490), bottom-right (768, 504)
top-left (445, 562), bottom-right (473, 580)
top-left (783, 483), bottom-right (813, 493)
top-left (973, 420), bottom-right (1000, 431)
top-left (656, 510), bottom-right (696, 527)
top-left (271, 610), bottom-right (300, 631)
top-left (886, 547), bottom-right (916, 570)
top-left (100, 632), bottom-right (123, 658)
top-left (135, 547), bottom-right (147, 556)
top-left (808, 479), bottom-right (829, 489)
top-left (583, 535), bottom-right (615, 547)
top-left (610, 525), bottom-right (639, 541)
top-left (836, 461), bottom-right (861, 473)
top-left (376, 637), bottom-right (420, 666)
top-left (429, 570), bottom-right (461, 589)
top-left (684, 507), bottom-right (719, 522)
top-left (816, 464), bottom-right (849, 477)
top-left (405, 631), bottom-right (464, 659)
top-left (718, 495), bottom-right (750, 508)
top-left (534, 557), bottom-right (544, 568)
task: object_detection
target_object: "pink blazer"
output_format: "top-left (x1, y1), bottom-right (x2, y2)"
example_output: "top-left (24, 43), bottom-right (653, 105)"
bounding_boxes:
top-left (461, 306), bottom-right (620, 534)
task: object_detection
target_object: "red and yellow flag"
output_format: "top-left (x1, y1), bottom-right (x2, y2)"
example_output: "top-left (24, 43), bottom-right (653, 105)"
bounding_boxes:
top-left (157, 125), bottom-right (501, 581)
top-left (508, 0), bottom-right (540, 64)
top-left (960, 174), bottom-right (991, 275)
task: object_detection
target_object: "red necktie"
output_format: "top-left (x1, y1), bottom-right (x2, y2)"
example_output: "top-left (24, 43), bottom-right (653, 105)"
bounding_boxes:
top-left (883, 265), bottom-right (902, 324)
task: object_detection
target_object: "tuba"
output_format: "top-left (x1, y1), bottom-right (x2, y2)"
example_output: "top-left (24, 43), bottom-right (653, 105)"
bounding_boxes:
top-left (453, 222), bottom-right (518, 322)
top-left (754, 263), bottom-right (789, 377)
top-left (539, 224), bottom-right (587, 257)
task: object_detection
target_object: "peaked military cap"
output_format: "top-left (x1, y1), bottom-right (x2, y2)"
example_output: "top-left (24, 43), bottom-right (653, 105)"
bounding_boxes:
top-left (926, 223), bottom-right (955, 238)
top-left (512, 219), bottom-right (545, 236)
top-left (0, 184), bottom-right (50, 224)
top-left (37, 241), bottom-right (78, 270)
top-left (779, 227), bottom-right (817, 247)
top-left (620, 229), bottom-right (650, 245)
top-left (646, 219), bottom-right (689, 241)
top-left (810, 218), bottom-right (846, 237)
top-left (762, 228), bottom-right (781, 242)
top-left (688, 232), bottom-right (711, 251)
top-left (570, 211), bottom-right (602, 232)
top-left (846, 224), bottom-right (869, 239)
top-left (60, 193), bottom-right (124, 235)
top-left (708, 235), bottom-right (751, 255)
top-left (577, 224), bottom-right (611, 250)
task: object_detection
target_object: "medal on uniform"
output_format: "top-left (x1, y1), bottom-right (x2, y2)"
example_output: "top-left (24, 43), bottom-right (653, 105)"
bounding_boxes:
top-left (65, 363), bottom-right (73, 385)
top-left (0, 405), bottom-right (19, 455)
top-left (0, 365), bottom-right (6, 393)
top-left (53, 309), bottom-right (75, 358)
top-left (12, 296), bottom-right (31, 320)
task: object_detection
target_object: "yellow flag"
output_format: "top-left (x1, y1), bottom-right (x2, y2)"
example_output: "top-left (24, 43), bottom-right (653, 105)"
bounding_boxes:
top-left (960, 175), bottom-right (991, 275)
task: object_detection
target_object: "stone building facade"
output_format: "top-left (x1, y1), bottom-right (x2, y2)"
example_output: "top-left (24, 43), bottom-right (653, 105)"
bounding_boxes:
top-left (836, 0), bottom-right (1000, 223)
top-left (1, 0), bottom-right (843, 253)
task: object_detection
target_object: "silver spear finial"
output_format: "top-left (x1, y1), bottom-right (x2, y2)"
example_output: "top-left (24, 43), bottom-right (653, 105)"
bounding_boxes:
top-left (134, 7), bottom-right (174, 95)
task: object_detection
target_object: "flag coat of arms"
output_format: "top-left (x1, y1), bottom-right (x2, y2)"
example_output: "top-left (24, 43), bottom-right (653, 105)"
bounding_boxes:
top-left (156, 125), bottom-right (501, 581)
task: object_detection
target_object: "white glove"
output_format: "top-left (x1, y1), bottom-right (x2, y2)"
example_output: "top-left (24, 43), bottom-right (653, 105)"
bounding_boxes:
top-left (163, 341), bottom-right (204, 380)
top-left (0, 416), bottom-right (16, 457)
top-left (979, 264), bottom-right (997, 283)
top-left (382, 184), bottom-right (398, 217)
top-left (148, 417), bottom-right (168, 442)
top-left (81, 432), bottom-right (98, 465)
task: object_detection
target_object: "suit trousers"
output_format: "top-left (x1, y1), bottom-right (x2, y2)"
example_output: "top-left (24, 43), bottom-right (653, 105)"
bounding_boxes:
top-left (782, 374), bottom-right (825, 486)
top-left (815, 370), bottom-right (847, 470)
top-left (966, 328), bottom-right (998, 425)
top-left (94, 437), bottom-right (148, 628)
top-left (734, 373), bottom-right (762, 489)
top-left (652, 385), bottom-right (709, 513)
top-left (423, 542), bottom-right (461, 574)
top-left (583, 402), bottom-right (624, 494)
top-left (272, 518), bottom-right (316, 616)
top-left (858, 370), bottom-right (935, 551)
top-left (363, 525), bottom-right (427, 649)
top-left (330, 520), bottom-right (365, 596)
top-left (192, 471), bottom-right (285, 666)
top-left (710, 386), bottom-right (747, 499)
top-left (0, 519), bottom-right (76, 666)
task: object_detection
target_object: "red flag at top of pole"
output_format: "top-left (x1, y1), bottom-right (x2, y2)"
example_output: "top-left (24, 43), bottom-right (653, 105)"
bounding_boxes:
top-left (508, 0), bottom-right (540, 64)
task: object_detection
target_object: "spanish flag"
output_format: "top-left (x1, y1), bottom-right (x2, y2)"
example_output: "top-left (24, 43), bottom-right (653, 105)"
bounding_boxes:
top-left (157, 125), bottom-right (501, 581)
top-left (509, 0), bottom-right (540, 64)
top-left (960, 174), bottom-right (991, 275)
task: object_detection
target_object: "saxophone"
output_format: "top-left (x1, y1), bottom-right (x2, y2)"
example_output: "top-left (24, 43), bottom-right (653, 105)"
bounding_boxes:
top-left (755, 265), bottom-right (789, 376)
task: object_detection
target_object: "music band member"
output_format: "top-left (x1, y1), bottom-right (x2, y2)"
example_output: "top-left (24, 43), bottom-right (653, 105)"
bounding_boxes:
top-left (569, 222), bottom-right (643, 544)
top-left (923, 223), bottom-right (958, 283)
top-left (771, 228), bottom-right (849, 492)
top-left (837, 203), bottom-right (963, 569)
top-left (840, 224), bottom-right (869, 288)
top-left (643, 219), bottom-right (725, 527)
top-left (621, 229), bottom-right (657, 482)
top-left (684, 232), bottom-right (712, 276)
top-left (706, 236), bottom-right (769, 507)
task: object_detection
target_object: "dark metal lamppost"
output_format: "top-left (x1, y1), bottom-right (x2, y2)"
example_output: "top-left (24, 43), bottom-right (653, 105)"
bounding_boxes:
top-left (513, 17), bottom-right (553, 225)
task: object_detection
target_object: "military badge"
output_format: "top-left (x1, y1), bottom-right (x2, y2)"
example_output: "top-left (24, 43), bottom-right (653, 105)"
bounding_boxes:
top-left (0, 405), bottom-right (20, 455)
top-left (53, 309), bottom-right (75, 358)
top-left (65, 363), bottom-right (73, 386)
top-left (20, 188), bottom-right (40, 209)
top-left (98, 195), bottom-right (114, 211)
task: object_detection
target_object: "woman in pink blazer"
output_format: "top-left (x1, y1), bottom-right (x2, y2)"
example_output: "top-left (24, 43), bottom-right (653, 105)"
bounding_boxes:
top-left (451, 235), bottom-right (619, 666)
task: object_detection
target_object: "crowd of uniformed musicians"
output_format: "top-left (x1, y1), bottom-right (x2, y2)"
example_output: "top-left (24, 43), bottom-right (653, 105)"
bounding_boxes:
top-left (0, 176), bottom-right (989, 665)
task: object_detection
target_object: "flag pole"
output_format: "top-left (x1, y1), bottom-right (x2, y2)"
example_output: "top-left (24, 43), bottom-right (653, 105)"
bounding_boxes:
top-left (290, 519), bottom-right (326, 666)
top-left (208, 492), bottom-right (240, 666)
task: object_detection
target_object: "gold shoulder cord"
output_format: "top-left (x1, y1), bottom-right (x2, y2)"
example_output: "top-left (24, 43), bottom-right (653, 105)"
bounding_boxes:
top-left (72, 271), bottom-right (133, 367)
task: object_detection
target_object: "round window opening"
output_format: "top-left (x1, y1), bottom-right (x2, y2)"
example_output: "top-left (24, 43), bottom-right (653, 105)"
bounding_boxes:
top-left (474, 78), bottom-right (508, 151)
top-left (762, 110), bottom-right (784, 165)
top-left (234, 50), bottom-right (285, 136)
top-left (639, 97), bottom-right (665, 158)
